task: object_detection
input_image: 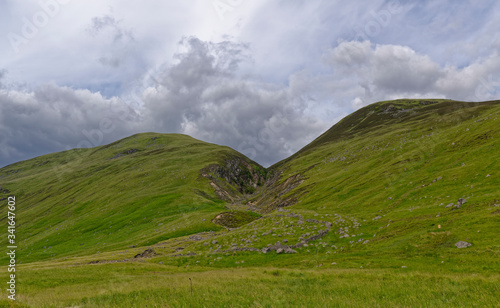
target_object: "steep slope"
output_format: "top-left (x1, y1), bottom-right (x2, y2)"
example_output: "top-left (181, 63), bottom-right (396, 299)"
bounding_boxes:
top-left (0, 133), bottom-right (265, 262)
top-left (236, 99), bottom-right (499, 263)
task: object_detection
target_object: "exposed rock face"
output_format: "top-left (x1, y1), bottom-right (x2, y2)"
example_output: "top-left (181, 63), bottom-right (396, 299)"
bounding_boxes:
top-left (201, 157), bottom-right (266, 201)
top-left (455, 241), bottom-right (472, 248)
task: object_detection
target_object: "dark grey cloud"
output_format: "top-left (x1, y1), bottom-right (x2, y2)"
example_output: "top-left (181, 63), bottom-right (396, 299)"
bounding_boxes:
top-left (0, 38), bottom-right (327, 168)
top-left (0, 84), bottom-right (139, 167)
top-left (142, 37), bottom-right (327, 165)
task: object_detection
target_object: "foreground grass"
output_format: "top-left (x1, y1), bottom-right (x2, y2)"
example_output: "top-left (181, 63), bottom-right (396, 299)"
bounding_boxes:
top-left (2, 261), bottom-right (498, 307)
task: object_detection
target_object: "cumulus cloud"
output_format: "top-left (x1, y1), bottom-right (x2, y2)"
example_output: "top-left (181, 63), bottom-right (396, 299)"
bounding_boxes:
top-left (142, 37), bottom-right (327, 165)
top-left (0, 84), bottom-right (139, 166)
top-left (325, 40), bottom-right (500, 108)
top-left (0, 37), bottom-right (328, 167)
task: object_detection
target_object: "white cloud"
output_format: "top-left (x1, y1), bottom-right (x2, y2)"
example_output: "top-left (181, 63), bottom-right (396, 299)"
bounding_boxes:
top-left (325, 40), bottom-right (500, 107)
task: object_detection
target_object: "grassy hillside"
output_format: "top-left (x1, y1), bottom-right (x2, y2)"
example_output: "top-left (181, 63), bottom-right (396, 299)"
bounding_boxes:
top-left (249, 99), bottom-right (500, 262)
top-left (1, 99), bottom-right (499, 307)
top-left (0, 133), bottom-right (265, 263)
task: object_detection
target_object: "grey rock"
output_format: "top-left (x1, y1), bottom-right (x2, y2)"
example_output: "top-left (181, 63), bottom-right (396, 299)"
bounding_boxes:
top-left (284, 247), bottom-right (297, 254)
top-left (261, 247), bottom-right (270, 253)
top-left (457, 198), bottom-right (467, 206)
top-left (455, 241), bottom-right (472, 248)
top-left (276, 248), bottom-right (284, 254)
top-left (189, 234), bottom-right (203, 241)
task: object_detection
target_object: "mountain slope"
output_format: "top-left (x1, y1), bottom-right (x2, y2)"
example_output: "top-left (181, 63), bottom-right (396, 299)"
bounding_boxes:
top-left (237, 99), bottom-right (500, 263)
top-left (0, 133), bottom-right (265, 262)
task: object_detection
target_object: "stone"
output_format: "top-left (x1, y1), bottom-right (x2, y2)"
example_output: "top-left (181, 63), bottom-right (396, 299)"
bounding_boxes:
top-left (284, 247), bottom-right (297, 254)
top-left (189, 234), bottom-right (203, 241)
top-left (276, 248), bottom-right (284, 254)
top-left (445, 203), bottom-right (454, 208)
top-left (261, 247), bottom-right (270, 253)
top-left (455, 241), bottom-right (472, 248)
top-left (457, 198), bottom-right (467, 206)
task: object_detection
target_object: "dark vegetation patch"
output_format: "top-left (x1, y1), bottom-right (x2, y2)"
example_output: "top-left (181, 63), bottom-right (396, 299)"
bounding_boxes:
top-left (212, 211), bottom-right (261, 229)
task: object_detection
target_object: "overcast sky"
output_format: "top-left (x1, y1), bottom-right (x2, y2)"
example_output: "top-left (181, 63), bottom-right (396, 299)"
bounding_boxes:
top-left (1, 0), bottom-right (499, 167)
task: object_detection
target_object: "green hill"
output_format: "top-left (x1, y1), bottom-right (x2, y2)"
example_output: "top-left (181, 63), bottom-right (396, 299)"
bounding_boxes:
top-left (0, 133), bottom-right (265, 263)
top-left (248, 99), bottom-right (500, 259)
top-left (1, 100), bottom-right (499, 307)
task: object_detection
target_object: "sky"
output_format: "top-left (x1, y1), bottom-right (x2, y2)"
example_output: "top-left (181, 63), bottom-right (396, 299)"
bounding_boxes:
top-left (1, 0), bottom-right (500, 167)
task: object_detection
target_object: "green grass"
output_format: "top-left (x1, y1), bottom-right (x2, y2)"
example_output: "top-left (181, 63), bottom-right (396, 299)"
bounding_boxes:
top-left (2, 261), bottom-right (498, 307)
top-left (0, 133), bottom-right (264, 263)
top-left (0, 100), bottom-right (499, 307)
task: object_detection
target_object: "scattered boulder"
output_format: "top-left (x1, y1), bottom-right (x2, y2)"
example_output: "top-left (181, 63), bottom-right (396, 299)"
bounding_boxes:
top-left (457, 198), bottom-right (467, 206)
top-left (261, 247), bottom-right (271, 254)
top-left (445, 203), bottom-right (454, 208)
top-left (455, 241), bottom-right (472, 248)
top-left (284, 247), bottom-right (297, 254)
top-left (189, 234), bottom-right (203, 241)
top-left (276, 248), bottom-right (284, 254)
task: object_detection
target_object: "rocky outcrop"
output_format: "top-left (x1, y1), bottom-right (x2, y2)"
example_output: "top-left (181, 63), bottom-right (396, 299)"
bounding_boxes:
top-left (201, 156), bottom-right (266, 201)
